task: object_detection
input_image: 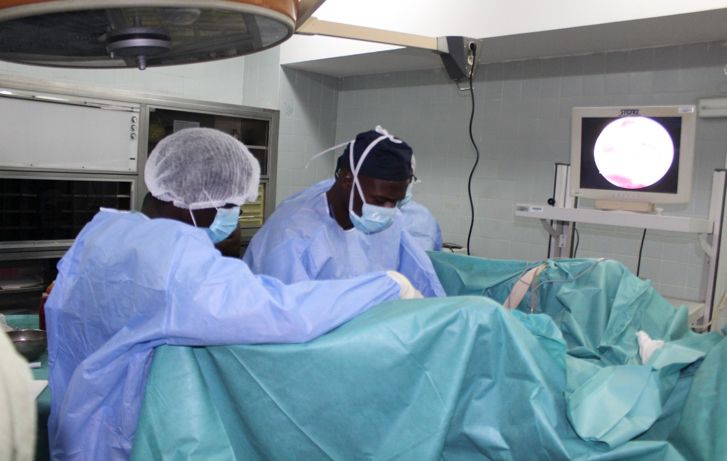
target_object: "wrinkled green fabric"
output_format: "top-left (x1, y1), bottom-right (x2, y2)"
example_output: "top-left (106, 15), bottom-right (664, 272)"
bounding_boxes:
top-left (134, 297), bottom-right (581, 460)
top-left (431, 252), bottom-right (723, 452)
top-left (669, 334), bottom-right (727, 460)
top-left (131, 254), bottom-right (726, 460)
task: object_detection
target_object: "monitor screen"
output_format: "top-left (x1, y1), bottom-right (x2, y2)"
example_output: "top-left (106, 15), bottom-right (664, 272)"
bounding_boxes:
top-left (570, 105), bottom-right (696, 209)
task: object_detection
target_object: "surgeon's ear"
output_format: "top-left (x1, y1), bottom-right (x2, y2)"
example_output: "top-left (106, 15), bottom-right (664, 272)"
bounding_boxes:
top-left (339, 171), bottom-right (354, 190)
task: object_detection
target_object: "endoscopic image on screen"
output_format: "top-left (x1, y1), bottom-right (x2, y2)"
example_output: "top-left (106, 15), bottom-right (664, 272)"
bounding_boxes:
top-left (580, 116), bottom-right (682, 193)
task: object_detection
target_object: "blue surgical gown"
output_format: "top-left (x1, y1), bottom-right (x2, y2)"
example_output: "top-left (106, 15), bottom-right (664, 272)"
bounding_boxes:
top-left (45, 209), bottom-right (401, 461)
top-left (244, 180), bottom-right (445, 297)
top-left (399, 200), bottom-right (443, 252)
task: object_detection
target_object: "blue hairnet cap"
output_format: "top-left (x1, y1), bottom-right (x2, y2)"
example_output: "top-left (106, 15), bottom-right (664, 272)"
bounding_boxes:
top-left (337, 128), bottom-right (414, 181)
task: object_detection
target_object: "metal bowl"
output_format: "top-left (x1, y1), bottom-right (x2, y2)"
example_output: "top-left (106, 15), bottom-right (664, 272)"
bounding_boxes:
top-left (6, 329), bottom-right (47, 362)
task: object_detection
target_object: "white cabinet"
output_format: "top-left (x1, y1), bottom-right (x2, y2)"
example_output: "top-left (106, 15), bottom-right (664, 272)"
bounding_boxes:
top-left (0, 93), bottom-right (139, 172)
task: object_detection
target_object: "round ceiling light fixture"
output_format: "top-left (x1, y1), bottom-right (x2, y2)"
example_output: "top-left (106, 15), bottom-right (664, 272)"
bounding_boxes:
top-left (0, 0), bottom-right (298, 69)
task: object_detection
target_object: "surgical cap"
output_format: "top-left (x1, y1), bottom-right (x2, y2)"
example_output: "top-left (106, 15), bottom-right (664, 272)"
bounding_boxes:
top-left (337, 128), bottom-right (414, 181)
top-left (145, 127), bottom-right (260, 210)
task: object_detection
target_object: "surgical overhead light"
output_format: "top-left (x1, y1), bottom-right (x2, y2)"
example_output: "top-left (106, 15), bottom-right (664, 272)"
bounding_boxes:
top-left (0, 0), bottom-right (312, 69)
top-left (0, 0), bottom-right (476, 79)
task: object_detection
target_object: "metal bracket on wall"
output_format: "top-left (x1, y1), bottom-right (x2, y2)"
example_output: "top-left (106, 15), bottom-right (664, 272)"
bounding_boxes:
top-left (437, 36), bottom-right (479, 91)
top-left (539, 219), bottom-right (561, 240)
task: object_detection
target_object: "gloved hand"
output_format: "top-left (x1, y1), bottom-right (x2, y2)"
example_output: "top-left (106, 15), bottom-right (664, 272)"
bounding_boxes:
top-left (636, 330), bottom-right (665, 364)
top-left (386, 271), bottom-right (423, 299)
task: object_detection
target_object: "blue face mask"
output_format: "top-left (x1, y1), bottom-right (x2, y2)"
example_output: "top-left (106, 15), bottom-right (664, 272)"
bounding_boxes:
top-left (205, 207), bottom-right (241, 243)
top-left (348, 174), bottom-right (399, 234)
top-left (349, 202), bottom-right (398, 234)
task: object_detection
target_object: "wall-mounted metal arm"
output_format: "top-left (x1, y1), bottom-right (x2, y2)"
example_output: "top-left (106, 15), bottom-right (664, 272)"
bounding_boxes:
top-left (296, 17), bottom-right (479, 84)
top-left (296, 17), bottom-right (439, 51)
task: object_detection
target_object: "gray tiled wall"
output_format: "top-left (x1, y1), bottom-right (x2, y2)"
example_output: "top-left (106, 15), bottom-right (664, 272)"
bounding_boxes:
top-left (243, 47), bottom-right (281, 110)
top-left (332, 42), bottom-right (727, 301)
top-left (276, 68), bottom-right (340, 204)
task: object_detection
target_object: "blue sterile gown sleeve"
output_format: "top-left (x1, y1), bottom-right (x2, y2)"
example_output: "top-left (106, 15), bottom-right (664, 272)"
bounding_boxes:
top-left (44, 209), bottom-right (401, 461)
top-left (399, 200), bottom-right (443, 252)
top-left (243, 179), bottom-right (445, 297)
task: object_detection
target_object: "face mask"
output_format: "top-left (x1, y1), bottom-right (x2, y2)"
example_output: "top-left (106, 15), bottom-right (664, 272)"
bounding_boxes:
top-left (349, 201), bottom-right (398, 234)
top-left (206, 207), bottom-right (241, 243)
top-left (190, 207), bottom-right (240, 243)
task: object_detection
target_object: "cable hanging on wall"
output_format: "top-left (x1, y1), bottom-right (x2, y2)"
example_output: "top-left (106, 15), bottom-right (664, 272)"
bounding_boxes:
top-left (464, 42), bottom-right (480, 255)
top-left (636, 229), bottom-right (647, 277)
top-left (437, 36), bottom-right (480, 254)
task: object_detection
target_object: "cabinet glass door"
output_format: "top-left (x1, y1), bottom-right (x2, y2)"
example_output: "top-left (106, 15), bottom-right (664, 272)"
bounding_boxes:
top-left (148, 108), bottom-right (270, 176)
top-left (0, 177), bottom-right (133, 243)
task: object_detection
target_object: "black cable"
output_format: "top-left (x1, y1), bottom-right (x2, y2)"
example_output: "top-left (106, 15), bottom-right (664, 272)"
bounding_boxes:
top-left (466, 43), bottom-right (480, 256)
top-left (573, 227), bottom-right (580, 257)
top-left (636, 229), bottom-right (647, 277)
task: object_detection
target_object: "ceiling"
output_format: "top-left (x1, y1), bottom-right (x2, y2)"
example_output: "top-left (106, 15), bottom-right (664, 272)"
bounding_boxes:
top-left (284, 8), bottom-right (727, 78)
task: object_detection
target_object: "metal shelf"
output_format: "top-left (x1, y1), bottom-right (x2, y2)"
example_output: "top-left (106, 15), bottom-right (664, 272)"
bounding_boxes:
top-left (0, 286), bottom-right (44, 295)
top-left (514, 203), bottom-right (713, 233)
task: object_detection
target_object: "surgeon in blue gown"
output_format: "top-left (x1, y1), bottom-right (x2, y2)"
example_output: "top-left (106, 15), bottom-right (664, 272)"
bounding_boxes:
top-left (397, 175), bottom-right (443, 253)
top-left (243, 126), bottom-right (445, 297)
top-left (44, 128), bottom-right (421, 461)
top-left (399, 200), bottom-right (443, 252)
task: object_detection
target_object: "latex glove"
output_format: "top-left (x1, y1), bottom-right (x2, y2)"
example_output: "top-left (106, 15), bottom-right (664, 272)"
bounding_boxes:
top-left (387, 271), bottom-right (423, 299)
top-left (636, 330), bottom-right (665, 364)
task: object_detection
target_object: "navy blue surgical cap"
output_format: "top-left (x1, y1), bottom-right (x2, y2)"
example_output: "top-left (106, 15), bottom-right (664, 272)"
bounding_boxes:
top-left (336, 129), bottom-right (414, 181)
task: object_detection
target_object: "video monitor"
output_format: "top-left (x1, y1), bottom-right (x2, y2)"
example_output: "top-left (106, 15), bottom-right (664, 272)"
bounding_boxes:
top-left (569, 105), bottom-right (696, 212)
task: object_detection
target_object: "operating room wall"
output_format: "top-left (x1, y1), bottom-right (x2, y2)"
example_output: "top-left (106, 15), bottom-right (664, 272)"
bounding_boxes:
top-left (0, 58), bottom-right (247, 103)
top-left (275, 67), bottom-right (340, 204)
top-left (334, 42), bottom-right (727, 302)
top-left (242, 47), bottom-right (281, 110)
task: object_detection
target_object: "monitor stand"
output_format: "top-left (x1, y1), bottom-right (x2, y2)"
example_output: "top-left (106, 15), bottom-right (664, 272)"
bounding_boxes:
top-left (594, 200), bottom-right (655, 213)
